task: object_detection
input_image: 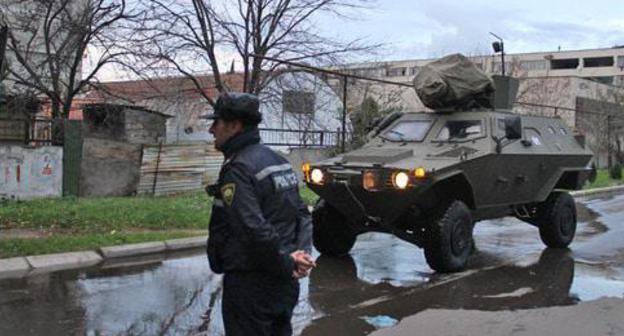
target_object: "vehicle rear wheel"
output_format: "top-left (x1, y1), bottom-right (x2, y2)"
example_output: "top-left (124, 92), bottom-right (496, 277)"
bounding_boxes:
top-left (312, 199), bottom-right (356, 256)
top-left (424, 200), bottom-right (474, 273)
top-left (538, 192), bottom-right (577, 248)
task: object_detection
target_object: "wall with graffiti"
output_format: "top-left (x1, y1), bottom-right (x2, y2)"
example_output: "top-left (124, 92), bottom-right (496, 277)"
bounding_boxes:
top-left (0, 145), bottom-right (63, 199)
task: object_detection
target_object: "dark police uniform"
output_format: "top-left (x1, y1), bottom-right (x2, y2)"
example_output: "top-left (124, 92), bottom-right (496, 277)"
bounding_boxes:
top-left (204, 93), bottom-right (312, 336)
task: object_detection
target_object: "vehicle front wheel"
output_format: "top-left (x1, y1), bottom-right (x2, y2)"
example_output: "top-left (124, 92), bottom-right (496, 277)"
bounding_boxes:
top-left (312, 200), bottom-right (357, 256)
top-left (538, 192), bottom-right (577, 248)
top-left (424, 200), bottom-right (474, 273)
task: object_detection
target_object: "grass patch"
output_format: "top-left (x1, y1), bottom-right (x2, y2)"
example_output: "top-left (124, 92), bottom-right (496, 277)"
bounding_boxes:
top-left (584, 169), bottom-right (624, 189)
top-left (299, 185), bottom-right (319, 205)
top-left (0, 192), bottom-right (211, 232)
top-left (0, 231), bottom-right (201, 258)
top-left (0, 188), bottom-right (320, 258)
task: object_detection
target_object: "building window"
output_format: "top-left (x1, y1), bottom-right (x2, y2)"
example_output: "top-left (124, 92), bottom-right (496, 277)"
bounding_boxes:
top-left (520, 60), bottom-right (548, 71)
top-left (283, 90), bottom-right (315, 115)
top-left (547, 126), bottom-right (556, 135)
top-left (386, 67), bottom-right (407, 77)
top-left (617, 56), bottom-right (624, 70)
top-left (491, 62), bottom-right (512, 74)
top-left (550, 58), bottom-right (579, 70)
top-left (409, 66), bottom-right (421, 75)
top-left (584, 57), bottom-right (614, 68)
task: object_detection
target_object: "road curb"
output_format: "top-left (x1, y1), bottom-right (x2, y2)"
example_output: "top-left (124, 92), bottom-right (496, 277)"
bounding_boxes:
top-left (571, 185), bottom-right (624, 197)
top-left (0, 257), bottom-right (31, 279)
top-left (164, 236), bottom-right (207, 250)
top-left (100, 241), bottom-right (167, 259)
top-left (0, 236), bottom-right (208, 280)
top-left (26, 251), bottom-right (103, 275)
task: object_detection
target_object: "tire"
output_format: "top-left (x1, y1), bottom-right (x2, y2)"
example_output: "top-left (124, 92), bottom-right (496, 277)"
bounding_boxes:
top-left (424, 200), bottom-right (474, 273)
top-left (312, 199), bottom-right (356, 256)
top-left (538, 192), bottom-right (577, 248)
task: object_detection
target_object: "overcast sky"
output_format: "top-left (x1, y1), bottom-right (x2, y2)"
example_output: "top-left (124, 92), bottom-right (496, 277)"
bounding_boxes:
top-left (93, 0), bottom-right (624, 81)
top-left (317, 0), bottom-right (624, 62)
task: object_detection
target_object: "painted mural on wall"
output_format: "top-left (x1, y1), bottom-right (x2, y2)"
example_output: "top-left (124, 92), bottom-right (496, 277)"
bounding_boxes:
top-left (0, 146), bottom-right (63, 199)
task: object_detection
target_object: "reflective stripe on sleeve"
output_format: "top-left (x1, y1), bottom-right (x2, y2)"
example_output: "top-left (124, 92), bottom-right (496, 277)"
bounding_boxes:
top-left (254, 163), bottom-right (293, 181)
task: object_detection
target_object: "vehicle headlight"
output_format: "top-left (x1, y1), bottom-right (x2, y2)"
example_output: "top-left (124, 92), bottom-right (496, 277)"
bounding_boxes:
top-left (393, 171), bottom-right (410, 189)
top-left (310, 168), bottom-right (324, 184)
top-left (302, 163), bottom-right (311, 182)
top-left (414, 167), bottom-right (426, 179)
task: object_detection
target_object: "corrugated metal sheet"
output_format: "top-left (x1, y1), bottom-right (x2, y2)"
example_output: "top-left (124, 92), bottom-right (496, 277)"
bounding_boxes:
top-left (138, 143), bottom-right (223, 195)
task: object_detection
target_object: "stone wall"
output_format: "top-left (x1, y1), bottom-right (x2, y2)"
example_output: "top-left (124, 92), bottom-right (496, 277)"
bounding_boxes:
top-left (79, 138), bottom-right (142, 196)
top-left (124, 109), bottom-right (167, 144)
top-left (0, 145), bottom-right (63, 199)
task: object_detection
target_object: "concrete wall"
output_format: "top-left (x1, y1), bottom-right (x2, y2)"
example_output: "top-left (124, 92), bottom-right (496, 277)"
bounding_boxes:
top-left (79, 138), bottom-right (142, 196)
top-left (0, 145), bottom-right (63, 199)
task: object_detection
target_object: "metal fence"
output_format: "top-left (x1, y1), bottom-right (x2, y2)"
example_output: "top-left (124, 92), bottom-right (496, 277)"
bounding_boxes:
top-left (259, 127), bottom-right (348, 147)
top-left (0, 117), bottom-right (55, 146)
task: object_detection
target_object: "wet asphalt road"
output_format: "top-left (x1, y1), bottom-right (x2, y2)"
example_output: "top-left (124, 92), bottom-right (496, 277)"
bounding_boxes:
top-left (1, 193), bottom-right (624, 336)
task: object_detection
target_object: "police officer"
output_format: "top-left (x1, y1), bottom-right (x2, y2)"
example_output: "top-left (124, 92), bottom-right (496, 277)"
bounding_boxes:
top-left (202, 92), bottom-right (315, 336)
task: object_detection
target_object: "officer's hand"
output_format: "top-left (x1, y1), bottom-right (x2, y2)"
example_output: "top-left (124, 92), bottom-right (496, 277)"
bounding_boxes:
top-left (291, 250), bottom-right (316, 279)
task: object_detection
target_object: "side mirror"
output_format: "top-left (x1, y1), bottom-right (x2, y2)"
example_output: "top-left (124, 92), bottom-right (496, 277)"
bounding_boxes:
top-left (504, 116), bottom-right (522, 140)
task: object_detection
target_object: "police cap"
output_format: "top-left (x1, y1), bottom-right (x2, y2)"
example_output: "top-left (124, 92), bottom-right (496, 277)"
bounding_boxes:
top-left (201, 92), bottom-right (262, 125)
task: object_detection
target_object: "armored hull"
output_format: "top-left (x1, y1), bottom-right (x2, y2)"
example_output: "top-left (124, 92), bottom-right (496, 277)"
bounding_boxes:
top-left (305, 110), bottom-right (593, 272)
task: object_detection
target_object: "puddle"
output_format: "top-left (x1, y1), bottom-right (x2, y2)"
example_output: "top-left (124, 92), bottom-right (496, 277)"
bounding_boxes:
top-left (2, 195), bottom-right (624, 336)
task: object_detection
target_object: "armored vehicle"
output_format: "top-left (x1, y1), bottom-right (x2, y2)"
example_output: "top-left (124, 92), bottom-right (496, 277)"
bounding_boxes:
top-left (303, 54), bottom-right (593, 272)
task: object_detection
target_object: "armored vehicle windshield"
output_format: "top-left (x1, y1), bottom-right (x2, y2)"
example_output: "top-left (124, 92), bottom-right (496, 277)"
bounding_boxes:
top-left (380, 119), bottom-right (433, 142)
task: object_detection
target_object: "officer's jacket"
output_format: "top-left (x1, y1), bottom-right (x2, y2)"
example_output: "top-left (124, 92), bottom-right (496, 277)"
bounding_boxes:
top-left (207, 129), bottom-right (312, 278)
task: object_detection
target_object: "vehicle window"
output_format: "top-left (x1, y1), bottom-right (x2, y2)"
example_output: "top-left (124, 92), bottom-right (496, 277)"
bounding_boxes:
top-left (526, 128), bottom-right (543, 146)
top-left (547, 126), bottom-right (556, 135)
top-left (381, 120), bottom-right (432, 142)
top-left (436, 120), bottom-right (483, 141)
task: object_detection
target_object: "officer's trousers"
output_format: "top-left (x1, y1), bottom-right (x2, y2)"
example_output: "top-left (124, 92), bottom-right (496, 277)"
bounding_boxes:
top-left (222, 272), bottom-right (300, 336)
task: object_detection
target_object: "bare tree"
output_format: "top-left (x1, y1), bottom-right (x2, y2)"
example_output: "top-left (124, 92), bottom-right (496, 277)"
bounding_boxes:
top-left (131, 0), bottom-right (378, 106)
top-left (0, 24), bottom-right (8, 83)
top-left (0, 0), bottom-right (137, 121)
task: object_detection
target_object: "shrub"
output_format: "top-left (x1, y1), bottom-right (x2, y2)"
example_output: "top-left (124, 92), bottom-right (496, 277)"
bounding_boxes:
top-left (609, 162), bottom-right (622, 180)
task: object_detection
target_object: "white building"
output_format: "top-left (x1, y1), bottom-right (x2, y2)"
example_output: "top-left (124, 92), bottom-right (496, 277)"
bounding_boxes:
top-left (91, 71), bottom-right (350, 150)
top-left (0, 0), bottom-right (84, 96)
top-left (333, 47), bottom-right (624, 113)
top-left (258, 70), bottom-right (348, 149)
top-left (340, 47), bottom-right (624, 86)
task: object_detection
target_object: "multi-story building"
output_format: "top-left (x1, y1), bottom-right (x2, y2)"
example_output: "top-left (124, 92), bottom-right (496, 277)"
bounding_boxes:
top-left (0, 0), bottom-right (84, 97)
top-left (340, 47), bottom-right (624, 86)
